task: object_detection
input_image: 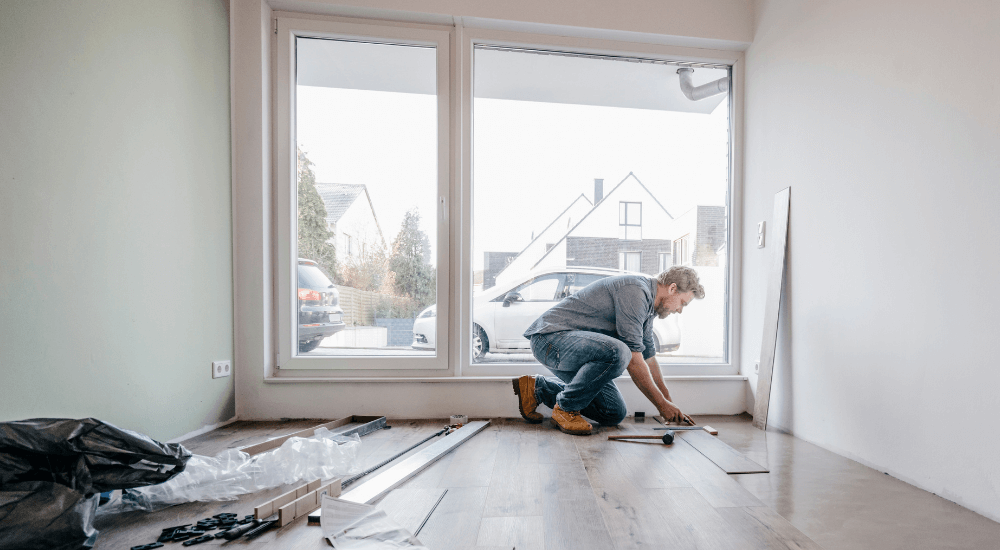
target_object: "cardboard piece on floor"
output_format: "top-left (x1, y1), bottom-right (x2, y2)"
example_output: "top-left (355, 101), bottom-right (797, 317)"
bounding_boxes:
top-left (240, 415), bottom-right (386, 456)
top-left (752, 187), bottom-right (791, 431)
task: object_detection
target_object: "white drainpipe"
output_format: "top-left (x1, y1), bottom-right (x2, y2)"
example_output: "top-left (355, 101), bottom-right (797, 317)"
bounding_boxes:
top-left (676, 68), bottom-right (729, 101)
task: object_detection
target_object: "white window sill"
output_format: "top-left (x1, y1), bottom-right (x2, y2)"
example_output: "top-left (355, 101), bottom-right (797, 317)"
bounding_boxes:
top-left (263, 374), bottom-right (747, 383)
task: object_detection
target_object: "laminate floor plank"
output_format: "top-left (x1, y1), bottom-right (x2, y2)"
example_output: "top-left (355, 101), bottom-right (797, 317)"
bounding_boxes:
top-left (574, 428), bottom-right (640, 490)
top-left (652, 487), bottom-right (760, 550)
top-left (484, 424), bottom-right (543, 517)
top-left (437, 420), bottom-right (501, 488)
top-left (185, 419), bottom-right (331, 456)
top-left (408, 486), bottom-right (489, 549)
top-left (679, 430), bottom-right (770, 474)
top-left (717, 506), bottom-right (825, 550)
top-left (477, 516), bottom-right (545, 549)
top-left (537, 420), bottom-right (585, 465)
top-left (659, 436), bottom-right (765, 508)
top-left (539, 460), bottom-right (615, 550)
top-left (592, 484), bottom-right (697, 550)
top-left (484, 461), bottom-right (543, 518)
top-left (611, 439), bottom-right (693, 489)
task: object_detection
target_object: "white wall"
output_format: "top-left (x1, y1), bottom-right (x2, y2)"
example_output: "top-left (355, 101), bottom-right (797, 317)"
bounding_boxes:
top-left (0, 0), bottom-right (234, 441)
top-left (742, 0), bottom-right (1000, 521)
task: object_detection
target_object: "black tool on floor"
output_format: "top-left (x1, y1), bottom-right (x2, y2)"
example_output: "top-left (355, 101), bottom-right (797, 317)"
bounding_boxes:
top-left (607, 431), bottom-right (675, 445)
top-left (413, 489), bottom-right (448, 537)
top-left (220, 519), bottom-right (262, 541)
top-left (243, 517), bottom-right (278, 539)
top-left (182, 534), bottom-right (214, 546)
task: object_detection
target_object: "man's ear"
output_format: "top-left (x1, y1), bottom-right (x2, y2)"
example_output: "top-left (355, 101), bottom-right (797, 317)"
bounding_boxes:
top-left (668, 282), bottom-right (678, 294)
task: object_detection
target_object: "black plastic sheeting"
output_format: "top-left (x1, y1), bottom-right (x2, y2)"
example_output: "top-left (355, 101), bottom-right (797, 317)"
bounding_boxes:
top-left (0, 418), bottom-right (191, 550)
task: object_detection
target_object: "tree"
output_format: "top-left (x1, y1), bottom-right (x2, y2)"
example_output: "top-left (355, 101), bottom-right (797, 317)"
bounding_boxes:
top-left (388, 209), bottom-right (436, 311)
top-left (296, 148), bottom-right (341, 283)
top-left (342, 241), bottom-right (388, 292)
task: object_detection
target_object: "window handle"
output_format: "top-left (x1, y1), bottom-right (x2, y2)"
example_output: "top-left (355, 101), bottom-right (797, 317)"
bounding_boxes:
top-left (439, 196), bottom-right (447, 224)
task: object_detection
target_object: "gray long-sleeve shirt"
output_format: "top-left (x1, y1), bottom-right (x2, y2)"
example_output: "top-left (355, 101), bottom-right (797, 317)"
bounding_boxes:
top-left (523, 274), bottom-right (658, 360)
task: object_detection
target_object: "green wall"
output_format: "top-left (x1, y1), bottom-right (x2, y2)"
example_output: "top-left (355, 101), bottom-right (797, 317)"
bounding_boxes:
top-left (0, 0), bottom-right (234, 441)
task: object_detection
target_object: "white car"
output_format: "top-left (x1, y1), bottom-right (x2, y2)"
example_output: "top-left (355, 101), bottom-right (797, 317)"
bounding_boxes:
top-left (412, 268), bottom-right (681, 361)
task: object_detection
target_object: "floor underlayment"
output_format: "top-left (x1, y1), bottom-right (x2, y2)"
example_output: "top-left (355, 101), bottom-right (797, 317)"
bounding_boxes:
top-left (91, 415), bottom-right (1000, 550)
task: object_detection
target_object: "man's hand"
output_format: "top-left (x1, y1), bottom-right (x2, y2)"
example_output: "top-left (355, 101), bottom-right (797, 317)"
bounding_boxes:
top-left (659, 401), bottom-right (695, 425)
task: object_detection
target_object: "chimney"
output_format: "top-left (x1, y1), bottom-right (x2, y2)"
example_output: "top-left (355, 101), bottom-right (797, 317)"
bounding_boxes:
top-left (594, 178), bottom-right (604, 204)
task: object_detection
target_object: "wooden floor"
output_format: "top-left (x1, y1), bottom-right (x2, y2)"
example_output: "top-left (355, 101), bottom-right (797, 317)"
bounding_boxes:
top-left (93, 417), bottom-right (822, 550)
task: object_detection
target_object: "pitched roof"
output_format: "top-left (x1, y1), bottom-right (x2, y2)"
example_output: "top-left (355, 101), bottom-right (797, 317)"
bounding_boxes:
top-left (530, 172), bottom-right (673, 270)
top-left (494, 193), bottom-right (592, 280)
top-left (314, 183), bottom-right (366, 226)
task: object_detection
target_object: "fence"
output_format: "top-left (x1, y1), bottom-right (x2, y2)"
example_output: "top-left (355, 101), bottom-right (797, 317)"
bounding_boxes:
top-left (335, 285), bottom-right (378, 326)
top-left (335, 285), bottom-right (420, 327)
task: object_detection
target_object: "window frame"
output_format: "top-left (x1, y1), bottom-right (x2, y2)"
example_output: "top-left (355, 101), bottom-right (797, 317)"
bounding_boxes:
top-left (458, 27), bottom-right (743, 378)
top-left (619, 201), bottom-right (642, 241)
top-left (273, 17), bottom-right (452, 373)
top-left (264, 18), bottom-right (745, 380)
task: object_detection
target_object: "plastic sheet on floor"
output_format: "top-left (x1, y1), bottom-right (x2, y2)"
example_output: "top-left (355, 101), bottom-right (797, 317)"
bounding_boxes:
top-left (321, 494), bottom-right (428, 549)
top-left (101, 427), bottom-right (362, 513)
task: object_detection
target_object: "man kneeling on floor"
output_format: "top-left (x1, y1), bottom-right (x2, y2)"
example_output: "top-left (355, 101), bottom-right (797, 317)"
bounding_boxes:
top-left (513, 266), bottom-right (705, 435)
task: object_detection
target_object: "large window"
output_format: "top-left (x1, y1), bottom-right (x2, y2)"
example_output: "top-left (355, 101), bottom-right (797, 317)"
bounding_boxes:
top-left (274, 19), bottom-right (450, 370)
top-left (471, 45), bottom-right (732, 367)
top-left (270, 18), bottom-right (740, 376)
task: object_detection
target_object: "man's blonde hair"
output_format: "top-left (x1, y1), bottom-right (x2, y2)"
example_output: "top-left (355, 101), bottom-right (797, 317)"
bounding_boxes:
top-left (656, 266), bottom-right (705, 299)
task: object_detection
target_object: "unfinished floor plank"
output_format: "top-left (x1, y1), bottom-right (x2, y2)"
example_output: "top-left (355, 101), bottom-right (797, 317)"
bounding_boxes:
top-left (679, 429), bottom-right (770, 474)
top-left (717, 506), bottom-right (825, 550)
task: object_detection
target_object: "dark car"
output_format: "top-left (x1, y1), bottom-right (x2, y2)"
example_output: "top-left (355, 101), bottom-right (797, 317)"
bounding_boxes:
top-left (297, 258), bottom-right (346, 352)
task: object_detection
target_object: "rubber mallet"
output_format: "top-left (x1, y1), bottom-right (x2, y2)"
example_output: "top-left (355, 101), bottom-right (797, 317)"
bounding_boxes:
top-left (608, 430), bottom-right (675, 445)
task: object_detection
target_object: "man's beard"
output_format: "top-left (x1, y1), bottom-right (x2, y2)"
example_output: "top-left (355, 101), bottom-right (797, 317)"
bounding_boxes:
top-left (655, 306), bottom-right (671, 319)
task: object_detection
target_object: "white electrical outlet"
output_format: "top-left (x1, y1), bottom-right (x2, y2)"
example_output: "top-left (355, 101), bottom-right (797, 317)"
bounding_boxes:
top-left (757, 221), bottom-right (766, 248)
top-left (212, 360), bottom-right (231, 379)
top-left (754, 361), bottom-right (760, 373)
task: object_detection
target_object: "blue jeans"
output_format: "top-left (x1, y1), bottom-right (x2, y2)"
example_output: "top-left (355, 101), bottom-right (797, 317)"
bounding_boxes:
top-left (529, 331), bottom-right (630, 426)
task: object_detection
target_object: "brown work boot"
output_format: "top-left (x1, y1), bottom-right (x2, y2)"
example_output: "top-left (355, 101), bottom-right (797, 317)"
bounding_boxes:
top-left (552, 405), bottom-right (593, 435)
top-left (512, 376), bottom-right (543, 423)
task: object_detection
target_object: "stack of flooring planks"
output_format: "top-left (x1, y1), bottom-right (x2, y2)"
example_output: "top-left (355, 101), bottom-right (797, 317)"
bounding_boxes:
top-left (91, 417), bottom-right (822, 550)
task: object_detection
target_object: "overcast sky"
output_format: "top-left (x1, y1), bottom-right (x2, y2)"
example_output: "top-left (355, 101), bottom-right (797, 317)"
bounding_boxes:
top-left (296, 87), bottom-right (729, 271)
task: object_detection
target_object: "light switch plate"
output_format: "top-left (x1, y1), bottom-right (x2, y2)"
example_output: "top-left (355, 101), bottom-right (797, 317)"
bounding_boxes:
top-left (757, 221), bottom-right (766, 248)
top-left (212, 360), bottom-right (231, 379)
